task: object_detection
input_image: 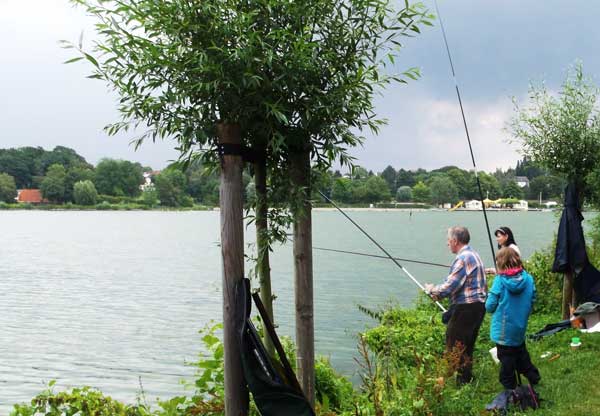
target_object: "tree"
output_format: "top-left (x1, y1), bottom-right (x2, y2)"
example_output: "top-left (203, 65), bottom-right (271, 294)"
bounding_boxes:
top-left (502, 181), bottom-right (524, 199)
top-left (381, 165), bottom-right (398, 194)
top-left (364, 176), bottom-right (392, 203)
top-left (412, 181), bottom-right (431, 203)
top-left (69, 0), bottom-right (432, 408)
top-left (515, 157), bottom-right (546, 179)
top-left (94, 159), bottom-right (143, 197)
top-left (428, 175), bottom-right (458, 205)
top-left (396, 168), bottom-right (416, 188)
top-left (0, 173), bottom-right (17, 203)
top-left (396, 185), bottom-right (412, 202)
top-left (332, 177), bottom-right (352, 203)
top-left (73, 180), bottom-right (98, 205)
top-left (40, 164), bottom-right (67, 203)
top-left (40, 146), bottom-right (90, 172)
top-left (529, 175), bottom-right (566, 200)
top-left (141, 188), bottom-right (159, 207)
top-left (65, 166), bottom-right (95, 202)
top-left (510, 62), bottom-right (600, 195)
top-left (154, 169), bottom-right (190, 207)
top-left (0, 150), bottom-right (33, 188)
top-left (478, 172), bottom-right (502, 199)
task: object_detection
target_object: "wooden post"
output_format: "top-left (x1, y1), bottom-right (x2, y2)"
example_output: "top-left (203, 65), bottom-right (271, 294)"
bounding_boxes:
top-left (218, 122), bottom-right (249, 416)
top-left (290, 147), bottom-right (315, 406)
top-left (562, 271), bottom-right (574, 320)
top-left (254, 155), bottom-right (275, 357)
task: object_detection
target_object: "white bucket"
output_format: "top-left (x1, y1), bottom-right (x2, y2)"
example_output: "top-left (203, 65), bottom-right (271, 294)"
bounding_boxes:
top-left (489, 346), bottom-right (500, 364)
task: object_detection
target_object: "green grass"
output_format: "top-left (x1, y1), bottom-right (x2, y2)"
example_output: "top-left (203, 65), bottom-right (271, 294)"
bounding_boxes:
top-left (467, 312), bottom-right (600, 415)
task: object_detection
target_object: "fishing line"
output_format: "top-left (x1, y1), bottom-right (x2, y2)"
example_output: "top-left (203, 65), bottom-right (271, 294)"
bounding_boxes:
top-left (433, 0), bottom-right (497, 268)
top-left (318, 190), bottom-right (447, 312)
top-left (313, 246), bottom-right (450, 269)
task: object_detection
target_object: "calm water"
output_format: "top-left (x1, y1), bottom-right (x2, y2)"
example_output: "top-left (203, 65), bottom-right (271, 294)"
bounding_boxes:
top-left (0, 209), bottom-right (571, 410)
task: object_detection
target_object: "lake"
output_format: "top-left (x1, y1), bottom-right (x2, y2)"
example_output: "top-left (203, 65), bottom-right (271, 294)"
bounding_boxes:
top-left (0, 209), bottom-right (571, 410)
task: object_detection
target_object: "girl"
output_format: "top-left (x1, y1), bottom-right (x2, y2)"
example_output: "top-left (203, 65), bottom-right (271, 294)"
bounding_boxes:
top-left (485, 247), bottom-right (540, 390)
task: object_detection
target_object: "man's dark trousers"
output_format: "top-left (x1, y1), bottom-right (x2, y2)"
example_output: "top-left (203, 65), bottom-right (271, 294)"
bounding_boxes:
top-left (446, 302), bottom-right (486, 384)
top-left (497, 343), bottom-right (541, 389)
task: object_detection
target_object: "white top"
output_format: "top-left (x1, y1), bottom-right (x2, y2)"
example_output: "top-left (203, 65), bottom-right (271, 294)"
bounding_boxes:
top-left (508, 244), bottom-right (521, 256)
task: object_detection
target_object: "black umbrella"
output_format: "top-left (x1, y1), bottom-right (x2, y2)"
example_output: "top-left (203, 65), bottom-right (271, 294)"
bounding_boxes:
top-left (552, 183), bottom-right (600, 303)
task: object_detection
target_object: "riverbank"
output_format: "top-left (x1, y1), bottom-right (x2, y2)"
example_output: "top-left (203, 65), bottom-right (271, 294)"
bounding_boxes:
top-left (0, 202), bottom-right (214, 211)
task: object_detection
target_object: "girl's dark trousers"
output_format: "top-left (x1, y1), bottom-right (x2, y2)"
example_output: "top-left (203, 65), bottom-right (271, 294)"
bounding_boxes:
top-left (496, 343), bottom-right (541, 389)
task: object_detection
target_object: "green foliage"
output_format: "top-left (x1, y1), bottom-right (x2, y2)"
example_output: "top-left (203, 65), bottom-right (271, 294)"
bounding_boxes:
top-left (314, 357), bottom-right (355, 413)
top-left (502, 180), bottom-right (524, 199)
top-left (141, 188), bottom-right (159, 208)
top-left (524, 247), bottom-right (563, 315)
top-left (0, 172), bottom-right (17, 203)
top-left (428, 175), bottom-right (458, 205)
top-left (40, 164), bottom-right (67, 203)
top-left (395, 185), bottom-right (412, 202)
top-left (0, 146), bottom-right (88, 189)
top-left (73, 180), bottom-right (98, 205)
top-left (154, 169), bottom-right (191, 207)
top-left (528, 174), bottom-right (566, 200)
top-left (94, 159), bottom-right (143, 197)
top-left (65, 166), bottom-right (95, 202)
top-left (10, 382), bottom-right (150, 416)
top-left (412, 181), bottom-right (431, 203)
top-left (510, 62), bottom-right (600, 188)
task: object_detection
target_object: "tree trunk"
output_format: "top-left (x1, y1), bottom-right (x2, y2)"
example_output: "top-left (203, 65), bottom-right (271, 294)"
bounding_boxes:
top-left (290, 148), bottom-right (315, 406)
top-left (217, 122), bottom-right (249, 416)
top-left (254, 156), bottom-right (275, 357)
top-left (562, 271), bottom-right (574, 320)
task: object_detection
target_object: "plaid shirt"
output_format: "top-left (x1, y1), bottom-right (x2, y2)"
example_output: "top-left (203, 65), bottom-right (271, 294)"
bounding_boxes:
top-left (431, 245), bottom-right (487, 304)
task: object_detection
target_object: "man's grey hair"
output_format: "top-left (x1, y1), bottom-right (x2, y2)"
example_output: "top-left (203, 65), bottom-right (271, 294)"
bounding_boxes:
top-left (448, 226), bottom-right (470, 244)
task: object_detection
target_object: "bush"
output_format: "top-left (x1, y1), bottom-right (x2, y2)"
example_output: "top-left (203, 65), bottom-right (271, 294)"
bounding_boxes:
top-left (73, 180), bottom-right (99, 205)
top-left (524, 246), bottom-right (563, 314)
top-left (10, 383), bottom-right (149, 416)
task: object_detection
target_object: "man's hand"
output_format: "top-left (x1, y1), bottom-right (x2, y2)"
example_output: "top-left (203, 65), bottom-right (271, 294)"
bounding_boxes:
top-left (424, 283), bottom-right (440, 301)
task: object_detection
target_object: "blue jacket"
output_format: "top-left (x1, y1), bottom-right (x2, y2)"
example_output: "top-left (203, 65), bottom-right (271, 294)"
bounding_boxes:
top-left (485, 269), bottom-right (536, 346)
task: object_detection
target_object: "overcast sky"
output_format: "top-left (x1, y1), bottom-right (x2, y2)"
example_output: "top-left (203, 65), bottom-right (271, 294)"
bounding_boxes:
top-left (2, 0), bottom-right (600, 172)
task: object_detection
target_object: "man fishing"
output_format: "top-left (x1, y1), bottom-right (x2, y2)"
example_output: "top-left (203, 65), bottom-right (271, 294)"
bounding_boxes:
top-left (425, 226), bottom-right (487, 385)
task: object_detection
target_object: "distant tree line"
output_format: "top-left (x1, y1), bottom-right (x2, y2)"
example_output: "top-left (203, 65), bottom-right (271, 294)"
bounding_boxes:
top-left (0, 146), bottom-right (232, 207)
top-left (0, 146), bottom-right (568, 207)
top-left (317, 158), bottom-right (567, 206)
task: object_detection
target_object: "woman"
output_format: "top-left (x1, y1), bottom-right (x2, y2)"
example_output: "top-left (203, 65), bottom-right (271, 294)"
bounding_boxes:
top-left (486, 226), bottom-right (520, 274)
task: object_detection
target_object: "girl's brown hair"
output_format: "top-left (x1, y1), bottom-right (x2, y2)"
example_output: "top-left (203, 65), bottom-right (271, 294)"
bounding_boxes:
top-left (495, 247), bottom-right (522, 272)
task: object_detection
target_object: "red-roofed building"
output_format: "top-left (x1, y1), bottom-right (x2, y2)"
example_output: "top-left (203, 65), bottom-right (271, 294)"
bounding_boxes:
top-left (17, 189), bottom-right (47, 204)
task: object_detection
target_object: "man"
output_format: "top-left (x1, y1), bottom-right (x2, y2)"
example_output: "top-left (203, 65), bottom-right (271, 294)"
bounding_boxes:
top-left (425, 226), bottom-right (487, 384)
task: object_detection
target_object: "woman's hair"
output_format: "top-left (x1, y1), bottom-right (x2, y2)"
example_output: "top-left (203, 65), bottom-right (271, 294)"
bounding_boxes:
top-left (495, 247), bottom-right (522, 272)
top-left (495, 226), bottom-right (516, 249)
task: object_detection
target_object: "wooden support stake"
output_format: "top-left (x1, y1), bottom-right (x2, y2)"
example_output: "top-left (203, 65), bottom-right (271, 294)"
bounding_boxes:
top-left (218, 122), bottom-right (249, 416)
top-left (290, 148), bottom-right (315, 406)
top-left (562, 271), bottom-right (574, 320)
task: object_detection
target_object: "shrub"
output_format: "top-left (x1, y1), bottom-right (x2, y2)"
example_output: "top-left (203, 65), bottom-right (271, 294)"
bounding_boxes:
top-left (524, 246), bottom-right (563, 314)
top-left (73, 180), bottom-right (99, 205)
top-left (10, 382), bottom-right (149, 416)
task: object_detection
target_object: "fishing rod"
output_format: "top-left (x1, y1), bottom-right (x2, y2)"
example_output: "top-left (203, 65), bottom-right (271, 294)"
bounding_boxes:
top-left (318, 190), bottom-right (447, 312)
top-left (313, 246), bottom-right (450, 269)
top-left (433, 0), bottom-right (497, 268)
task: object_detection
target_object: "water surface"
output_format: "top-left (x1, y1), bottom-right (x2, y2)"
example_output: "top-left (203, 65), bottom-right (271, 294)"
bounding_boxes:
top-left (0, 209), bottom-right (567, 410)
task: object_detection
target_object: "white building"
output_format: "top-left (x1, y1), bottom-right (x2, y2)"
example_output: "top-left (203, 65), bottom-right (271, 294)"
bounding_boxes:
top-left (514, 200), bottom-right (529, 210)
top-left (464, 200), bottom-right (482, 210)
top-left (515, 176), bottom-right (530, 188)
